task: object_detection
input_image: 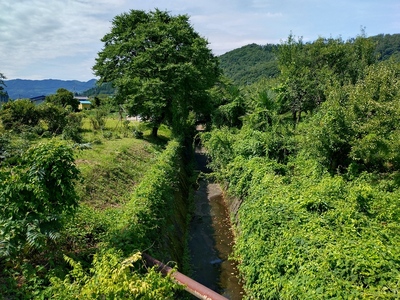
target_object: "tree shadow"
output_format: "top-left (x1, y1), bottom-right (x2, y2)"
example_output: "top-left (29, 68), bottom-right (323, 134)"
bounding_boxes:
top-left (142, 134), bottom-right (170, 149)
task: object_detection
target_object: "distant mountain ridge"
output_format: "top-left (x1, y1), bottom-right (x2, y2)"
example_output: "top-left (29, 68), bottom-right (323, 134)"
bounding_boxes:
top-left (4, 79), bottom-right (97, 99)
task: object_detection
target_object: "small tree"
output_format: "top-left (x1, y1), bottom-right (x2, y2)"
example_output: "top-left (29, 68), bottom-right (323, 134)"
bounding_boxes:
top-left (0, 72), bottom-right (6, 95)
top-left (39, 103), bottom-right (69, 134)
top-left (46, 88), bottom-right (79, 111)
top-left (276, 34), bottom-right (376, 124)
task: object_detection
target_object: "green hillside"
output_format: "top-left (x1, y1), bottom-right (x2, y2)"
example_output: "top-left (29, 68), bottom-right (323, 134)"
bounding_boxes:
top-left (219, 43), bottom-right (279, 85)
top-left (219, 33), bottom-right (400, 86)
top-left (371, 33), bottom-right (400, 62)
top-left (81, 82), bottom-right (116, 97)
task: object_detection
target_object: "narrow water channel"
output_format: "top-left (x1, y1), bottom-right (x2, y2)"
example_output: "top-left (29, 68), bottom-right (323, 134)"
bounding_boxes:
top-left (187, 146), bottom-right (244, 299)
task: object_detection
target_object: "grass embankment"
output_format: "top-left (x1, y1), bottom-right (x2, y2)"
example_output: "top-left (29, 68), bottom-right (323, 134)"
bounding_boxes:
top-left (51, 129), bottom-right (192, 298)
top-left (75, 134), bottom-right (161, 208)
top-left (60, 116), bottom-right (172, 253)
top-left (1, 115), bottom-right (191, 298)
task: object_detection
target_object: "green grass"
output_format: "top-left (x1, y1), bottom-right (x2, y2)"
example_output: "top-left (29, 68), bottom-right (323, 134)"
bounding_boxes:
top-left (75, 137), bottom-right (160, 208)
top-left (75, 116), bottom-right (171, 209)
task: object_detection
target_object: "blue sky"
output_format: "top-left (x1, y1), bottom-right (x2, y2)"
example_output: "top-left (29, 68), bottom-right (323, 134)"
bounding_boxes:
top-left (0, 0), bottom-right (399, 81)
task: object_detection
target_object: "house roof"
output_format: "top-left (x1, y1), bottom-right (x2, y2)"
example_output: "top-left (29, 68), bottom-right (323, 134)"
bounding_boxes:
top-left (79, 100), bottom-right (91, 104)
top-left (30, 95), bottom-right (46, 101)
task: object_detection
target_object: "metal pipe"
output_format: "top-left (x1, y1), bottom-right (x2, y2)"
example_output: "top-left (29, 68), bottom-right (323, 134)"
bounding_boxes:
top-left (143, 253), bottom-right (228, 300)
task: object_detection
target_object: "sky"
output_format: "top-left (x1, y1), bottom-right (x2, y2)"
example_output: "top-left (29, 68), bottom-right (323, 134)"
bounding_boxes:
top-left (0, 0), bottom-right (399, 81)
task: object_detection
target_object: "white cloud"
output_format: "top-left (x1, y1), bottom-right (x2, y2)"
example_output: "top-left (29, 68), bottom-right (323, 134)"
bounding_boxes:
top-left (0, 0), bottom-right (127, 80)
top-left (0, 0), bottom-right (399, 80)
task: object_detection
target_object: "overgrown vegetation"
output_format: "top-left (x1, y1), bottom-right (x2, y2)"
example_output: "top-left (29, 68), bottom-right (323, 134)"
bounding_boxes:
top-left (203, 33), bottom-right (400, 298)
top-left (0, 87), bottom-right (189, 298)
top-left (1, 12), bottom-right (400, 298)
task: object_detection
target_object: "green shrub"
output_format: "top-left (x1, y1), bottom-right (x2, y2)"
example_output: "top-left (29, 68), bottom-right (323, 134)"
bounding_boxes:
top-left (44, 249), bottom-right (179, 299)
top-left (0, 99), bottom-right (40, 131)
top-left (39, 103), bottom-right (68, 134)
top-left (62, 112), bottom-right (83, 143)
top-left (0, 140), bottom-right (80, 257)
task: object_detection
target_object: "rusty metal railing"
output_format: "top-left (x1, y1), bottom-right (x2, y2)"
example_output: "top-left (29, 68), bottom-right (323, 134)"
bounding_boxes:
top-left (143, 253), bottom-right (228, 300)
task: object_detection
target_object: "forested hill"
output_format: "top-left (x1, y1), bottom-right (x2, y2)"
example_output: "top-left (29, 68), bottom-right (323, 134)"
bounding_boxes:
top-left (219, 43), bottom-right (279, 86)
top-left (4, 79), bottom-right (96, 99)
top-left (81, 82), bottom-right (115, 96)
top-left (371, 33), bottom-right (400, 61)
top-left (219, 33), bottom-right (400, 86)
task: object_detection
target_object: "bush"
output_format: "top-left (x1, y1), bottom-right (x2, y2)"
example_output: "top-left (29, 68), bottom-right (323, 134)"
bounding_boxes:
top-left (39, 103), bottom-right (68, 134)
top-left (0, 99), bottom-right (40, 131)
top-left (44, 249), bottom-right (179, 299)
top-left (62, 112), bottom-right (83, 143)
top-left (0, 140), bottom-right (80, 257)
top-left (89, 109), bottom-right (107, 130)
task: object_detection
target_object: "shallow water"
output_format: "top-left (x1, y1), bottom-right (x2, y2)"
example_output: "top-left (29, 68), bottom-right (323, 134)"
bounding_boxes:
top-left (187, 147), bottom-right (243, 299)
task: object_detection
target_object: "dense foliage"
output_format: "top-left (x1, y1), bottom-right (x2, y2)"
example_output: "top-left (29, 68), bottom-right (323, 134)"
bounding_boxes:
top-left (203, 34), bottom-right (400, 299)
top-left (0, 140), bottom-right (79, 258)
top-left (93, 9), bottom-right (220, 137)
top-left (45, 250), bottom-right (177, 299)
top-left (372, 33), bottom-right (400, 62)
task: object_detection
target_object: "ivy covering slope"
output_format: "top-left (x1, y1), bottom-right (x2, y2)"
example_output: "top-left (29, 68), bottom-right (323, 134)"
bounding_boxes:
top-left (203, 34), bottom-right (400, 299)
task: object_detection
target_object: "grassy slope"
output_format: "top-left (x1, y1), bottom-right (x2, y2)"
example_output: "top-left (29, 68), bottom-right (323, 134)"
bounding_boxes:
top-left (76, 117), bottom-right (170, 208)
top-left (0, 115), bottom-right (174, 297)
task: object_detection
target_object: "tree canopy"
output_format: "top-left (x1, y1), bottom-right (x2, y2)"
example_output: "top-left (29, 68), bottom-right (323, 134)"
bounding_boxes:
top-left (93, 9), bottom-right (220, 137)
top-left (275, 34), bottom-right (376, 124)
top-left (45, 88), bottom-right (79, 111)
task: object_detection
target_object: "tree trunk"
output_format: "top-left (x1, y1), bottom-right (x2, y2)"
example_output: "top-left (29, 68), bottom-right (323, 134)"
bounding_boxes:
top-left (152, 126), bottom-right (158, 137)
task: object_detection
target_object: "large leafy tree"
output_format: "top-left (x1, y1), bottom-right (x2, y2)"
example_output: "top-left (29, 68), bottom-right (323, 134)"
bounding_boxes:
top-left (93, 9), bottom-right (220, 137)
